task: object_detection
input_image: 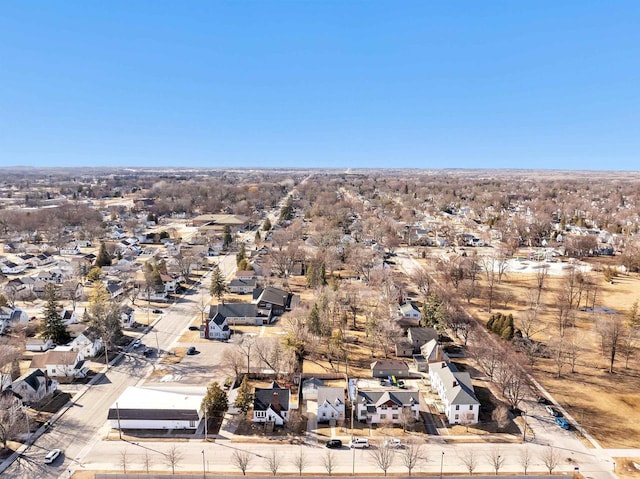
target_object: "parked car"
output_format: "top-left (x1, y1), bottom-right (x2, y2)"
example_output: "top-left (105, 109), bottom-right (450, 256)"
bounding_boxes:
top-left (325, 439), bottom-right (343, 449)
top-left (152, 309), bottom-right (163, 314)
top-left (143, 347), bottom-right (154, 357)
top-left (537, 395), bottom-right (550, 405)
top-left (186, 346), bottom-right (197, 355)
top-left (44, 448), bottom-right (61, 464)
top-left (555, 417), bottom-right (570, 430)
top-left (348, 438), bottom-right (370, 449)
top-left (188, 325), bottom-right (199, 331)
top-left (545, 405), bottom-right (561, 417)
top-left (133, 339), bottom-right (142, 348)
top-left (383, 438), bottom-right (402, 448)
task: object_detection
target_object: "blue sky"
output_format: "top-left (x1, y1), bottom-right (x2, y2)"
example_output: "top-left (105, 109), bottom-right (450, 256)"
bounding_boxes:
top-left (1, 1), bottom-right (639, 170)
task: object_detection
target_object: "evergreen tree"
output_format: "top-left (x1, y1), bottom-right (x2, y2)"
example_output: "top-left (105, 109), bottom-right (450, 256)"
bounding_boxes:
top-left (307, 303), bottom-right (323, 337)
top-left (86, 281), bottom-right (123, 351)
top-left (202, 381), bottom-right (228, 418)
top-left (263, 218), bottom-right (272, 231)
top-left (95, 242), bottom-right (112, 267)
top-left (234, 376), bottom-right (253, 415)
top-left (0, 294), bottom-right (7, 308)
top-left (236, 243), bottom-right (246, 266)
top-left (42, 284), bottom-right (71, 344)
top-left (223, 225), bottom-right (233, 249)
top-left (210, 267), bottom-right (228, 304)
top-left (255, 230), bottom-right (261, 242)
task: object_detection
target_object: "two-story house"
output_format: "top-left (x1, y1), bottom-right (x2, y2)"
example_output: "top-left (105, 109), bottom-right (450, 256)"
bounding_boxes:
top-left (429, 361), bottom-right (480, 425)
top-left (252, 286), bottom-right (298, 316)
top-left (253, 382), bottom-right (290, 426)
top-left (10, 369), bottom-right (58, 404)
top-left (70, 327), bottom-right (104, 358)
top-left (316, 386), bottom-right (345, 424)
top-left (201, 308), bottom-right (231, 340)
top-left (355, 390), bottom-right (420, 425)
top-left (29, 349), bottom-right (89, 379)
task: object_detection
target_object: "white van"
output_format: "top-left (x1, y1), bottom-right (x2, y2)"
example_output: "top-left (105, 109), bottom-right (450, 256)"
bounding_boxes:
top-left (348, 438), bottom-right (370, 449)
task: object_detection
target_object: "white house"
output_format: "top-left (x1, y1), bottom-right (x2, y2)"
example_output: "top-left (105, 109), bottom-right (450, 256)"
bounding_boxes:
top-left (0, 261), bottom-right (27, 274)
top-left (60, 242), bottom-right (81, 255)
top-left (61, 308), bottom-right (79, 326)
top-left (71, 328), bottom-right (104, 358)
top-left (107, 386), bottom-right (204, 430)
top-left (204, 303), bottom-right (272, 328)
top-left (120, 306), bottom-right (136, 328)
top-left (200, 311), bottom-right (231, 340)
top-left (10, 369), bottom-right (58, 404)
top-left (429, 361), bottom-right (480, 425)
top-left (29, 349), bottom-right (89, 379)
top-left (355, 390), bottom-right (420, 425)
top-left (398, 302), bottom-right (422, 321)
top-left (228, 278), bottom-right (257, 294)
top-left (26, 338), bottom-right (54, 352)
top-left (253, 382), bottom-right (290, 426)
top-left (316, 386), bottom-right (345, 424)
top-left (301, 377), bottom-right (324, 401)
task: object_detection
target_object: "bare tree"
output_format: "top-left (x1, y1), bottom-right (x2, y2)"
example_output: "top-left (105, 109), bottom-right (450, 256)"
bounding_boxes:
top-left (0, 397), bottom-right (27, 449)
top-left (369, 444), bottom-right (395, 476)
top-left (265, 448), bottom-right (281, 476)
top-left (487, 447), bottom-right (505, 475)
top-left (231, 450), bottom-right (252, 476)
top-left (481, 256), bottom-right (499, 312)
top-left (535, 265), bottom-right (549, 303)
top-left (518, 305), bottom-right (546, 340)
top-left (119, 448), bottom-right (129, 474)
top-left (322, 450), bottom-right (336, 476)
top-left (596, 314), bottom-right (623, 373)
top-left (492, 405), bottom-right (510, 431)
top-left (164, 445), bottom-right (183, 474)
top-left (459, 448), bottom-right (478, 476)
top-left (142, 449), bottom-right (151, 474)
top-left (519, 446), bottom-right (532, 475)
top-left (401, 439), bottom-right (425, 476)
top-left (237, 335), bottom-right (256, 374)
top-left (540, 446), bottom-right (560, 474)
top-left (293, 448), bottom-right (308, 476)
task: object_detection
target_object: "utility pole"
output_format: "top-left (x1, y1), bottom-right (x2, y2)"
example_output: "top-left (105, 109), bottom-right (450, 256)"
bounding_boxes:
top-left (201, 449), bottom-right (206, 479)
top-left (522, 411), bottom-right (527, 442)
top-left (116, 402), bottom-right (122, 440)
top-left (440, 451), bottom-right (445, 479)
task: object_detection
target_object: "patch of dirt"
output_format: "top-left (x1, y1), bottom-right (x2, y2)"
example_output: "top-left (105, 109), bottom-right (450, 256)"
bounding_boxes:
top-left (160, 347), bottom-right (186, 365)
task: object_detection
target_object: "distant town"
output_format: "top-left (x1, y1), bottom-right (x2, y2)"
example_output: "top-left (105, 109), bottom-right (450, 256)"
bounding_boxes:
top-left (1, 167), bottom-right (639, 478)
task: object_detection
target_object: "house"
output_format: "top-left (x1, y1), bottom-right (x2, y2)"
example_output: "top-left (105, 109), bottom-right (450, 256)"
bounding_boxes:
top-left (35, 252), bottom-right (56, 266)
top-left (253, 381), bottom-right (290, 426)
top-left (60, 242), bottom-right (81, 255)
top-left (26, 338), bottom-right (54, 352)
top-left (201, 309), bottom-right (231, 340)
top-left (71, 328), bottom-right (104, 358)
top-left (370, 360), bottom-right (411, 379)
top-left (429, 361), bottom-right (480, 425)
top-left (252, 286), bottom-right (298, 316)
top-left (107, 386), bottom-right (204, 430)
top-left (420, 339), bottom-right (449, 363)
top-left (205, 303), bottom-right (273, 328)
top-left (394, 339), bottom-right (414, 358)
top-left (354, 390), bottom-right (420, 425)
top-left (398, 302), bottom-right (422, 321)
top-left (228, 278), bottom-right (257, 294)
top-left (61, 308), bottom-right (79, 326)
top-left (10, 369), bottom-right (58, 404)
top-left (120, 306), bottom-right (136, 328)
top-left (29, 349), bottom-right (89, 378)
top-left (316, 387), bottom-right (345, 424)
top-left (0, 307), bottom-right (29, 335)
top-left (106, 281), bottom-right (124, 299)
top-left (160, 274), bottom-right (182, 294)
top-left (407, 327), bottom-right (438, 353)
top-left (0, 261), bottom-right (27, 274)
top-left (301, 377), bottom-right (324, 400)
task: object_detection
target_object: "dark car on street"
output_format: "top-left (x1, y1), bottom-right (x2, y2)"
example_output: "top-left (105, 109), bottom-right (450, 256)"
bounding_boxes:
top-left (325, 439), bottom-right (342, 449)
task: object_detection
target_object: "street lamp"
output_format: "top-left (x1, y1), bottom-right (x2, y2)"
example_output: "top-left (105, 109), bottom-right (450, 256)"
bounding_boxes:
top-left (201, 449), bottom-right (206, 479)
top-left (440, 451), bottom-right (445, 479)
top-left (521, 411), bottom-right (527, 442)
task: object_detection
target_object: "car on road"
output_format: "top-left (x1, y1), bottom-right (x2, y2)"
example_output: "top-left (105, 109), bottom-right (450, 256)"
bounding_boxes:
top-left (188, 325), bottom-right (200, 331)
top-left (152, 309), bottom-right (163, 314)
top-left (545, 405), bottom-right (561, 417)
top-left (186, 346), bottom-right (197, 355)
top-left (143, 347), bottom-right (154, 357)
top-left (133, 339), bottom-right (142, 348)
top-left (555, 417), bottom-right (570, 430)
top-left (537, 395), bottom-right (550, 405)
top-left (44, 448), bottom-right (61, 464)
top-left (383, 438), bottom-right (402, 448)
top-left (348, 438), bottom-right (370, 449)
top-left (325, 439), bottom-right (343, 449)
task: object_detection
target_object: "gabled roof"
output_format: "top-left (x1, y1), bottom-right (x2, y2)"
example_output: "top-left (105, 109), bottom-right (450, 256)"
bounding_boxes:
top-left (431, 361), bottom-right (480, 406)
top-left (30, 350), bottom-right (80, 369)
top-left (408, 327), bottom-right (438, 343)
top-left (357, 390), bottom-right (419, 407)
top-left (75, 327), bottom-right (102, 343)
top-left (316, 386), bottom-right (344, 407)
top-left (20, 369), bottom-right (47, 392)
top-left (399, 302), bottom-right (419, 315)
top-left (253, 286), bottom-right (289, 308)
top-left (209, 302), bottom-right (266, 319)
top-left (229, 278), bottom-right (257, 288)
top-left (253, 384), bottom-right (290, 417)
top-left (370, 360), bottom-right (409, 371)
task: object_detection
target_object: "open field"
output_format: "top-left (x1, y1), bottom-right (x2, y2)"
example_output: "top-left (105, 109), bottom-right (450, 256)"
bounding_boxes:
top-left (414, 251), bottom-right (640, 448)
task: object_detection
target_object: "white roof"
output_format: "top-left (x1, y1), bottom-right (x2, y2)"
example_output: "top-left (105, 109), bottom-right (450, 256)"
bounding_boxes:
top-left (110, 386), bottom-right (205, 411)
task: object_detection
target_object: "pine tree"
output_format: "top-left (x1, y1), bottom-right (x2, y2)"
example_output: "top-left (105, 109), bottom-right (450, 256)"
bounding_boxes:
top-left (95, 242), bottom-right (112, 267)
top-left (234, 376), bottom-right (253, 415)
top-left (263, 218), bottom-right (272, 231)
top-left (210, 268), bottom-right (228, 304)
top-left (223, 225), bottom-right (233, 250)
top-left (236, 243), bottom-right (246, 266)
top-left (202, 381), bottom-right (228, 418)
top-left (307, 303), bottom-right (323, 337)
top-left (42, 283), bottom-right (70, 344)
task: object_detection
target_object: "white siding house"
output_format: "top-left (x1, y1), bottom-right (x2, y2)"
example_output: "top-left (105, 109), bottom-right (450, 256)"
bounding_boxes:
top-left (316, 387), bottom-right (345, 423)
top-left (429, 361), bottom-right (479, 425)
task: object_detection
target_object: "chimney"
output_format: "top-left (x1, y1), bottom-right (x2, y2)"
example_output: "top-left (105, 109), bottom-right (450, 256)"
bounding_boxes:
top-left (272, 391), bottom-right (280, 412)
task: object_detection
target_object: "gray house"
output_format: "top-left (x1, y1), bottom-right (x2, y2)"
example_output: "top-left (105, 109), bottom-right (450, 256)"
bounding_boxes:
top-left (370, 360), bottom-right (411, 379)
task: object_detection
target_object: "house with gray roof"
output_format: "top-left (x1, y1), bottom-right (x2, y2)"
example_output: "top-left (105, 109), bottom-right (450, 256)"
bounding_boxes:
top-left (201, 307), bottom-right (231, 340)
top-left (252, 286), bottom-right (298, 316)
top-left (228, 278), bottom-right (257, 294)
top-left (252, 381), bottom-right (290, 426)
top-left (10, 369), bottom-right (58, 404)
top-left (407, 327), bottom-right (438, 353)
top-left (316, 386), bottom-right (345, 423)
top-left (204, 302), bottom-right (272, 330)
top-left (355, 390), bottom-right (419, 425)
top-left (429, 361), bottom-right (479, 425)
